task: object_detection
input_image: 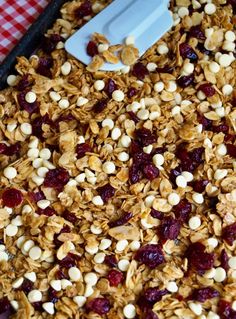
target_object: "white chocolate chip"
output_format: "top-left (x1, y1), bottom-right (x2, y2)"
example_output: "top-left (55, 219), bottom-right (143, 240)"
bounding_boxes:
top-left (73, 296), bottom-right (87, 307)
top-left (12, 277), bottom-right (24, 289)
top-left (28, 290), bottom-right (42, 303)
top-left (3, 167), bottom-right (17, 179)
top-left (49, 91), bottom-right (61, 102)
top-left (214, 267), bottom-right (226, 282)
top-left (68, 267), bottom-right (81, 282)
top-left (77, 97), bottom-right (89, 106)
top-left (102, 118), bottom-right (114, 130)
top-left (24, 272), bottom-right (37, 282)
top-left (5, 224), bottom-right (18, 237)
top-left (130, 240), bottom-right (141, 251)
top-left (125, 35), bottom-right (135, 46)
top-left (61, 61), bottom-right (71, 76)
top-left (116, 239), bottom-right (128, 252)
top-left (29, 246), bottom-right (42, 260)
top-left (59, 98), bottom-right (70, 109)
top-left (168, 193), bottom-right (180, 205)
top-left (94, 252), bottom-right (105, 264)
top-left (50, 279), bottom-right (62, 291)
top-left (153, 154), bottom-right (164, 167)
top-left (7, 74), bottom-right (17, 86)
top-left (154, 81), bottom-right (164, 92)
top-left (229, 257), bottom-right (236, 270)
top-left (94, 80), bottom-right (105, 91)
top-left (157, 44), bottom-right (169, 54)
top-left (111, 127), bottom-right (121, 140)
top-left (214, 169), bottom-right (227, 180)
top-left (188, 216), bottom-right (201, 230)
top-left (192, 193), bottom-right (204, 204)
top-left (112, 90), bottom-right (125, 102)
top-left (25, 91), bottom-right (37, 103)
top-left (204, 3), bottom-right (216, 14)
top-left (222, 84), bottom-right (233, 96)
top-left (20, 123), bottom-right (32, 135)
top-left (42, 302), bottom-right (55, 315)
top-left (176, 175), bottom-right (187, 188)
top-left (102, 161), bottom-right (116, 174)
top-left (84, 272), bottom-right (98, 286)
top-left (123, 304), bottom-right (136, 319)
top-left (189, 302), bottom-right (202, 316)
top-left (99, 239), bottom-right (112, 250)
top-left (166, 281), bottom-right (178, 292)
top-left (118, 259), bottom-right (130, 271)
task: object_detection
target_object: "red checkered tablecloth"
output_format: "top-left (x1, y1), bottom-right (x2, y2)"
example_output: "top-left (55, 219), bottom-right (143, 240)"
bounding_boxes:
top-left (0, 0), bottom-right (50, 63)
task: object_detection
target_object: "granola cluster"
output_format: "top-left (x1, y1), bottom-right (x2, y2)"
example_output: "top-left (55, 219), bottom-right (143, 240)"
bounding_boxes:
top-left (0, 0), bottom-right (235, 318)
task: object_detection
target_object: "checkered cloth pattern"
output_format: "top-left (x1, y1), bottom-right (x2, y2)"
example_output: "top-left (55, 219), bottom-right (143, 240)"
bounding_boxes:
top-left (0, 0), bottom-right (50, 63)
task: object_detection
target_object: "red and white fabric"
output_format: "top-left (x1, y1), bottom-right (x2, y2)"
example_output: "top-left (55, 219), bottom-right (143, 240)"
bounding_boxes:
top-left (0, 0), bottom-right (50, 63)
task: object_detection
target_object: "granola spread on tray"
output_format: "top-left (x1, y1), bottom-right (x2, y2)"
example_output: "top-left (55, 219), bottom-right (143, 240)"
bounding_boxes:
top-left (0, 0), bottom-right (236, 318)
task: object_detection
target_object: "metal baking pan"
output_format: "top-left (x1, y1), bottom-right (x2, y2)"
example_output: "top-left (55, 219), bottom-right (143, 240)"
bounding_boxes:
top-left (0, 0), bottom-right (68, 90)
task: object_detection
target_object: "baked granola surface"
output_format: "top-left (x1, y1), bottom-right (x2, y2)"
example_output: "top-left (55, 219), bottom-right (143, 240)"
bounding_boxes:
top-left (0, 1), bottom-right (235, 318)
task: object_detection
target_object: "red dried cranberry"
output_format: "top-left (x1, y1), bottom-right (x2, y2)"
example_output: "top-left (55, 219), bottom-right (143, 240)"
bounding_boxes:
top-left (198, 114), bottom-right (213, 130)
top-left (42, 34), bottom-right (63, 54)
top-left (29, 190), bottom-right (45, 202)
top-left (86, 41), bottom-right (98, 57)
top-left (218, 300), bottom-right (236, 319)
top-left (2, 143), bottom-right (21, 156)
top-left (54, 225), bottom-right (71, 247)
top-left (128, 111), bottom-right (140, 123)
top-left (191, 180), bottom-right (209, 193)
top-left (2, 188), bottom-right (23, 208)
top-left (212, 124), bottom-right (229, 133)
top-left (228, 0), bottom-right (236, 12)
top-left (87, 297), bottom-right (111, 315)
top-left (31, 114), bottom-right (52, 140)
top-left (129, 163), bottom-right (142, 184)
top-left (197, 42), bottom-right (211, 55)
top-left (155, 66), bottom-right (174, 73)
top-left (132, 62), bottom-right (149, 80)
top-left (135, 128), bottom-right (156, 147)
top-left (76, 143), bottom-right (92, 159)
top-left (150, 209), bottom-right (164, 220)
top-left (74, 0), bottom-right (92, 19)
top-left (222, 222), bottom-right (236, 245)
top-left (144, 288), bottom-right (168, 304)
top-left (104, 79), bottom-right (117, 97)
top-left (0, 297), bottom-right (11, 314)
top-left (0, 143), bottom-right (8, 154)
top-left (159, 216), bottom-right (181, 240)
top-left (170, 167), bottom-right (182, 184)
top-left (189, 147), bottom-right (204, 163)
top-left (189, 26), bottom-right (205, 40)
top-left (93, 98), bottom-right (108, 113)
top-left (190, 287), bottom-right (219, 302)
top-left (226, 144), bottom-right (236, 158)
top-left (56, 269), bottom-right (68, 279)
top-left (17, 74), bottom-right (32, 91)
top-left (32, 301), bottom-right (43, 311)
top-left (107, 269), bottom-right (124, 286)
top-left (134, 244), bottom-right (165, 269)
top-left (152, 147), bottom-right (166, 155)
top-left (59, 253), bottom-right (80, 268)
top-left (145, 309), bottom-right (159, 319)
top-left (220, 249), bottom-right (229, 271)
top-left (198, 83), bottom-right (216, 97)
top-left (62, 210), bottom-right (78, 223)
top-left (37, 207), bottom-right (55, 216)
top-left (17, 91), bottom-right (39, 114)
top-left (20, 278), bottom-right (33, 294)
top-left (97, 183), bottom-right (115, 203)
top-left (179, 43), bottom-right (198, 61)
top-left (36, 57), bottom-right (53, 78)
top-left (133, 151), bottom-right (152, 165)
top-left (104, 255), bottom-right (118, 267)
top-left (176, 145), bottom-right (190, 162)
top-left (225, 134), bottom-right (235, 143)
top-left (173, 199), bottom-right (191, 222)
top-left (109, 212), bottom-right (133, 228)
top-left (143, 163), bottom-right (159, 180)
top-left (48, 287), bottom-right (58, 303)
top-left (177, 74), bottom-right (194, 88)
top-left (186, 242), bottom-right (214, 273)
top-left (127, 87), bottom-right (138, 98)
top-left (43, 168), bottom-right (69, 191)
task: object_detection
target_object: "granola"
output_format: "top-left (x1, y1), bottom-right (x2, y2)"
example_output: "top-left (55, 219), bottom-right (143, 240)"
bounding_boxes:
top-left (0, 0), bottom-right (235, 318)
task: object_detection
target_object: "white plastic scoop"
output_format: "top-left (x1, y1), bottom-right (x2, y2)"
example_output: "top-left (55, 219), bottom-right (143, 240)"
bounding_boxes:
top-left (65, 0), bottom-right (173, 71)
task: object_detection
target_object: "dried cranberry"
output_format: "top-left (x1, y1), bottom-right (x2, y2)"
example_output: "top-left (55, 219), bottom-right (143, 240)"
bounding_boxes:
top-left (128, 111), bottom-right (140, 123)
top-left (62, 210), bottom-right (78, 223)
top-left (212, 124), bottom-right (229, 133)
top-left (59, 253), bottom-right (80, 268)
top-left (173, 199), bottom-right (192, 222)
top-left (135, 128), bottom-right (156, 147)
top-left (37, 207), bottom-right (55, 216)
top-left (198, 83), bottom-right (216, 97)
top-left (159, 216), bottom-right (181, 240)
top-left (29, 190), bottom-right (45, 202)
top-left (144, 309), bottom-right (159, 319)
top-left (190, 287), bottom-right (220, 302)
top-left (17, 91), bottom-right (39, 113)
top-left (2, 188), bottom-right (23, 208)
top-left (17, 74), bottom-right (32, 91)
top-left (198, 114), bottom-right (213, 130)
top-left (0, 297), bottom-right (11, 314)
top-left (191, 180), bottom-right (209, 193)
top-left (189, 26), bottom-right (205, 40)
top-left (43, 168), bottom-right (69, 191)
top-left (170, 167), bottom-right (182, 184)
top-left (218, 300), bottom-right (236, 319)
top-left (155, 66), bottom-right (174, 73)
top-left (190, 147), bottom-right (204, 163)
top-left (56, 269), bottom-right (68, 279)
top-left (31, 114), bottom-right (52, 140)
top-left (226, 144), bottom-right (236, 158)
top-left (0, 143), bottom-right (8, 154)
top-left (127, 87), bottom-right (138, 98)
top-left (76, 143), bottom-right (92, 159)
top-left (179, 43), bottom-right (198, 61)
top-left (104, 79), bottom-right (117, 97)
top-left (109, 212), bottom-right (133, 228)
top-left (54, 225), bottom-right (71, 247)
top-left (132, 62), bottom-right (149, 80)
top-left (143, 163), bottom-right (159, 180)
top-left (20, 278), bottom-right (33, 294)
top-left (3, 143), bottom-right (21, 156)
top-left (93, 99), bottom-right (108, 113)
top-left (74, 0), bottom-right (92, 19)
top-left (48, 287), bottom-right (58, 304)
top-left (134, 244), bottom-right (165, 269)
top-left (209, 197), bottom-right (218, 209)
top-left (104, 255), bottom-right (118, 267)
top-left (36, 57), bottom-right (53, 78)
top-left (87, 297), bottom-right (111, 315)
top-left (186, 242), bottom-right (214, 273)
top-left (222, 222), bottom-right (236, 245)
top-left (197, 42), bottom-right (211, 55)
top-left (129, 163), bottom-right (142, 184)
top-left (220, 249), bottom-right (229, 271)
top-left (86, 41), bottom-right (98, 57)
top-left (225, 134), bottom-right (235, 143)
top-left (32, 301), bottom-right (43, 311)
top-left (42, 34), bottom-right (63, 54)
top-left (177, 74), bottom-right (194, 88)
top-left (107, 269), bottom-right (124, 286)
top-left (144, 288), bottom-right (168, 304)
top-left (132, 151), bottom-right (152, 165)
top-left (150, 209), bottom-right (164, 220)
top-left (97, 183), bottom-right (115, 203)
top-left (152, 147), bottom-right (166, 155)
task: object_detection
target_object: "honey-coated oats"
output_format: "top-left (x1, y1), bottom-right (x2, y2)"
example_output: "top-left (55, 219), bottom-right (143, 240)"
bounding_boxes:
top-left (0, 0), bottom-right (235, 318)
